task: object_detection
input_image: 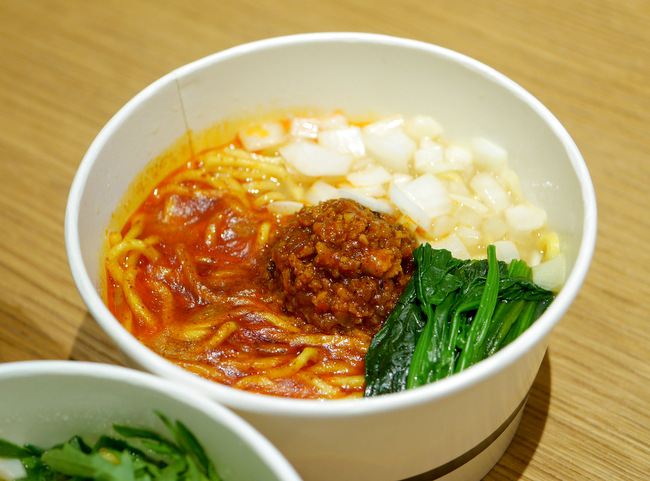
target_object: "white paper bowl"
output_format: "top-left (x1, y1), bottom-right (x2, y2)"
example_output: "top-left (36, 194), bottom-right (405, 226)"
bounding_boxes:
top-left (65, 33), bottom-right (597, 481)
top-left (0, 361), bottom-right (302, 481)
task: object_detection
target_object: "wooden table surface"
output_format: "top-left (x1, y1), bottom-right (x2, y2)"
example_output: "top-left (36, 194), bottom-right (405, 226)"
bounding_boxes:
top-left (1, 1), bottom-right (648, 479)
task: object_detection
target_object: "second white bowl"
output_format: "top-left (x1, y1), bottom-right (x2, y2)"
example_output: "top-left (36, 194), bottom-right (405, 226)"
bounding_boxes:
top-left (0, 361), bottom-right (302, 481)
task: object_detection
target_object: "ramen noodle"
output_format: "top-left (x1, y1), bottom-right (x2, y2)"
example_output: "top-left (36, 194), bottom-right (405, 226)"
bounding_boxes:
top-left (105, 111), bottom-right (561, 399)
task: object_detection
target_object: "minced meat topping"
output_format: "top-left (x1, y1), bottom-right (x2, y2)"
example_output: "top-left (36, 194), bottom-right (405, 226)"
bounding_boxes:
top-left (264, 198), bottom-right (417, 335)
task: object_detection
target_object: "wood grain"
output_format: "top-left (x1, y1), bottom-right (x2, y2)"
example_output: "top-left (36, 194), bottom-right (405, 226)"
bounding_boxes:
top-left (1, 1), bottom-right (648, 479)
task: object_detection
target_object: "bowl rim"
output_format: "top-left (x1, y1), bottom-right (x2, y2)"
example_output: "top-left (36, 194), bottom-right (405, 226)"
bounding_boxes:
top-left (65, 31), bottom-right (597, 418)
top-left (0, 360), bottom-right (303, 480)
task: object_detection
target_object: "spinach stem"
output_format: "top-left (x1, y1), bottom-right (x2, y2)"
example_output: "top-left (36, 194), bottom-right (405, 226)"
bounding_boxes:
top-left (407, 292), bottom-right (455, 388)
top-left (455, 244), bottom-right (500, 372)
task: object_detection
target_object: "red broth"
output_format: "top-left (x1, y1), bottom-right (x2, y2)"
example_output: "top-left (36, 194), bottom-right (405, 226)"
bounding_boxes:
top-left (106, 147), bottom-right (374, 399)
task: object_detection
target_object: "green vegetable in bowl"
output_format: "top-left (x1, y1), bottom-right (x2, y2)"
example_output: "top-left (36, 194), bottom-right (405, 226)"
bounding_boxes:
top-left (364, 244), bottom-right (555, 396)
top-left (0, 412), bottom-right (221, 481)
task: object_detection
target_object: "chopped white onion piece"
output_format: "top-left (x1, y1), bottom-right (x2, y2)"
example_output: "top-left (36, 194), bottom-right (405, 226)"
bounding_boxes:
top-left (447, 178), bottom-right (472, 197)
top-left (449, 193), bottom-right (490, 215)
top-left (532, 254), bottom-right (566, 291)
top-left (493, 240), bottom-right (521, 263)
top-left (391, 173), bottom-right (414, 185)
top-left (414, 143), bottom-right (473, 174)
top-left (413, 141), bottom-right (444, 173)
top-left (482, 215), bottom-right (508, 241)
top-left (346, 164), bottom-right (392, 187)
top-left (470, 172), bottom-right (511, 212)
top-left (445, 144), bottom-right (473, 165)
top-left (350, 156), bottom-right (375, 171)
top-left (362, 128), bottom-right (417, 173)
top-left (418, 137), bottom-right (439, 150)
top-left (362, 115), bottom-right (405, 135)
top-left (431, 215), bottom-right (455, 239)
top-left (499, 167), bottom-right (524, 199)
top-left (456, 206), bottom-right (483, 229)
top-left (505, 204), bottom-right (547, 232)
top-left (238, 122), bottom-right (286, 151)
top-left (289, 117), bottom-right (320, 139)
top-left (319, 113), bottom-right (349, 130)
top-left (389, 182), bottom-right (432, 230)
top-left (428, 235), bottom-right (471, 260)
top-left (339, 188), bottom-right (394, 215)
top-left (280, 141), bottom-right (353, 177)
top-left (342, 183), bottom-right (387, 198)
top-left (428, 161), bottom-right (472, 175)
top-left (403, 174), bottom-right (453, 218)
top-left (472, 137), bottom-right (508, 172)
top-left (318, 126), bottom-right (366, 156)
top-left (305, 180), bottom-right (340, 205)
top-left (0, 458), bottom-right (27, 481)
top-left (457, 225), bottom-right (481, 247)
top-left (528, 250), bottom-right (543, 267)
top-left (266, 200), bottom-right (305, 215)
top-left (404, 115), bottom-right (443, 141)
top-left (389, 174), bottom-right (452, 230)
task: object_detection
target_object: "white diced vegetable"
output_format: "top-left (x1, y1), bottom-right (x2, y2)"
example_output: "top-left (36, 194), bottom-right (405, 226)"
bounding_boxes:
top-left (457, 225), bottom-right (481, 247)
top-left (404, 115), bottom-right (443, 141)
top-left (389, 174), bottom-right (452, 230)
top-left (493, 240), bottom-right (521, 263)
top-left (350, 156), bottom-right (375, 171)
top-left (342, 184), bottom-right (387, 198)
top-left (389, 182), bottom-right (432, 230)
top-left (391, 173), bottom-right (414, 185)
top-left (528, 250), bottom-right (544, 267)
top-left (431, 215), bottom-right (455, 239)
top-left (449, 193), bottom-right (490, 215)
top-left (404, 174), bottom-right (452, 218)
top-left (0, 458), bottom-right (27, 481)
top-left (428, 235), bottom-right (471, 260)
top-left (318, 113), bottom-right (349, 130)
top-left (532, 253), bottom-right (566, 291)
top-left (499, 167), bottom-right (524, 199)
top-left (447, 178), bottom-right (472, 197)
top-left (470, 172), bottom-right (511, 212)
top-left (430, 215), bottom-right (457, 239)
top-left (445, 144), bottom-right (473, 165)
top-left (482, 215), bottom-right (508, 241)
top-left (362, 115), bottom-right (405, 135)
top-left (472, 137), bottom-right (508, 172)
top-left (413, 141), bottom-right (444, 173)
top-left (455, 206), bottom-right (483, 229)
top-left (415, 143), bottom-right (473, 175)
top-left (505, 204), bottom-right (547, 232)
top-left (238, 122), bottom-right (286, 151)
top-left (289, 117), bottom-right (320, 139)
top-left (304, 180), bottom-right (340, 205)
top-left (362, 128), bottom-right (417, 172)
top-left (346, 164), bottom-right (392, 187)
top-left (339, 188), bottom-right (394, 215)
top-left (319, 126), bottom-right (366, 156)
top-left (280, 141), bottom-right (353, 177)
